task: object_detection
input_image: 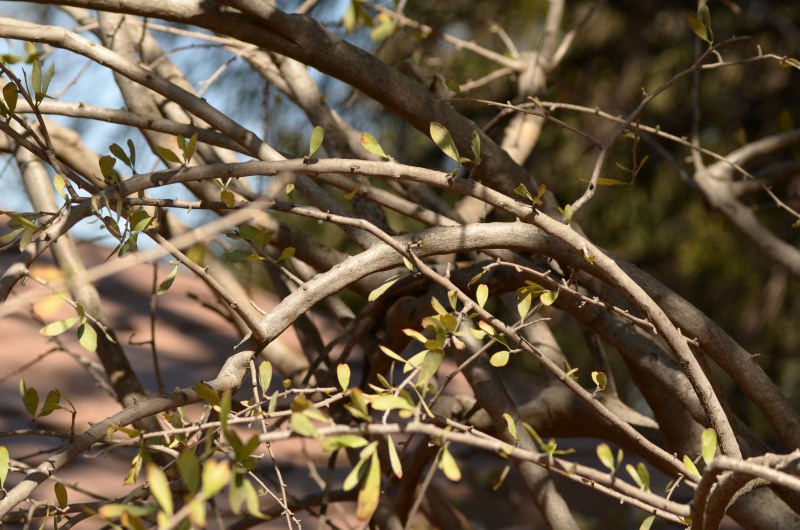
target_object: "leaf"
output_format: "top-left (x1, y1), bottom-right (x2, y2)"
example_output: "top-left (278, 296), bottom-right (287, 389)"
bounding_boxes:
top-left (290, 412), bottom-right (317, 437)
top-left (39, 317), bottom-right (79, 336)
top-left (31, 57), bottom-right (42, 95)
top-left (183, 133), bottom-right (198, 163)
top-left (220, 189), bottom-right (235, 208)
top-left (146, 464), bottom-right (173, 516)
top-left (42, 62), bottom-right (55, 96)
top-left (380, 345), bottom-right (406, 364)
top-left (155, 146), bottom-right (182, 164)
top-left (490, 350), bottom-right (510, 367)
top-left (579, 177), bottom-right (630, 186)
top-left (321, 435), bottom-right (369, 451)
top-left (502, 413), bottom-right (518, 443)
top-left (38, 389), bottom-right (61, 417)
top-left (683, 455), bottom-right (701, 479)
top-left (360, 133), bottom-right (390, 159)
top-left (344, 176), bottom-right (364, 200)
top-left (687, 5), bottom-right (713, 44)
top-left (202, 459), bottom-right (230, 498)
top-left (559, 204), bottom-right (573, 224)
top-left (639, 515), bottom-right (655, 530)
top-left (156, 265), bottom-right (178, 295)
top-left (0, 446), bottom-right (8, 489)
top-left (476, 284), bottom-right (488, 308)
top-left (177, 450), bottom-right (200, 494)
top-left (278, 247), bottom-right (295, 261)
top-left (370, 12), bottom-right (395, 43)
top-left (591, 371), bottom-right (607, 392)
top-left (368, 274), bottom-right (402, 301)
top-left (596, 443), bottom-right (615, 472)
top-left (337, 363), bottom-right (351, 391)
top-left (109, 143), bottom-right (131, 169)
top-left (308, 125), bottom-right (324, 158)
top-left (77, 322), bottom-right (98, 353)
top-left (258, 361), bottom-right (272, 396)
top-left (539, 290), bottom-right (558, 306)
top-left (438, 446), bottom-right (462, 481)
top-left (224, 249), bottom-right (252, 263)
top-left (430, 296), bottom-right (448, 316)
top-left (99, 155), bottom-right (116, 179)
top-left (516, 291), bottom-right (532, 320)
top-left (470, 130), bottom-right (481, 164)
top-left (3, 82), bottom-right (17, 113)
top-left (194, 381), bottom-right (220, 406)
top-left (356, 452), bottom-right (381, 520)
top-left (430, 122), bottom-right (460, 162)
top-left (387, 436), bottom-right (403, 478)
top-left (448, 290), bottom-right (458, 309)
top-left (343, 455), bottom-right (368, 492)
top-left (701, 428), bottom-right (717, 465)
top-left (53, 481), bottom-right (68, 508)
top-left (417, 350), bottom-right (443, 386)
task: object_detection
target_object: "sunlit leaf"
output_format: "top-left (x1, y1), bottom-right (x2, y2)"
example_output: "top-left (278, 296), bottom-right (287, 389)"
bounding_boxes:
top-left (490, 350), bottom-right (509, 367)
top-left (0, 446), bottom-right (8, 489)
top-left (337, 363), bottom-right (351, 391)
top-left (639, 515), bottom-right (655, 530)
top-left (201, 459), bottom-right (230, 498)
top-left (3, 82), bottom-right (17, 113)
top-left (194, 381), bottom-right (220, 406)
top-left (155, 146), bottom-right (181, 164)
top-left (368, 274), bottom-right (402, 301)
top-left (502, 413), bottom-right (518, 443)
top-left (360, 132), bottom-right (390, 159)
top-left (177, 450), bottom-right (200, 494)
top-left (438, 446), bottom-right (462, 481)
top-left (147, 464), bottom-right (173, 516)
top-left (370, 12), bottom-right (395, 42)
top-left (470, 130), bottom-right (481, 164)
top-left (430, 122), bottom-right (460, 162)
top-left (701, 428), bottom-right (717, 465)
top-left (476, 284), bottom-right (488, 308)
top-left (683, 455), bottom-right (701, 478)
top-left (38, 389), bottom-right (61, 417)
top-left (387, 435), bottom-right (403, 478)
top-left (258, 361), bottom-right (272, 396)
top-left (77, 322), bottom-right (98, 353)
top-left (39, 317), bottom-right (79, 336)
top-left (308, 125), bottom-right (324, 158)
top-left (597, 443), bottom-right (615, 472)
top-left (356, 452), bottom-right (381, 520)
top-left (591, 371), bottom-right (607, 392)
top-left (322, 434), bottom-right (368, 451)
top-left (290, 412), bottom-right (317, 437)
top-left (416, 350), bottom-right (443, 386)
top-left (156, 265), bottom-right (178, 295)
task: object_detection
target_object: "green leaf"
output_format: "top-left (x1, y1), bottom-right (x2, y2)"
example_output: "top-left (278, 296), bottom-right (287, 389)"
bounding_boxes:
top-left (20, 378), bottom-right (39, 418)
top-left (591, 371), bottom-right (607, 392)
top-left (321, 434), bottom-right (369, 451)
top-left (476, 284), bottom-right (488, 308)
top-left (701, 428), bottom-right (717, 465)
top-left (559, 204), bottom-right (573, 224)
top-left (38, 389), bottom-right (61, 418)
top-left (42, 62), bottom-right (55, 97)
top-left (52, 481), bottom-right (68, 508)
top-left (596, 443), bottom-right (615, 472)
top-left (99, 155), bottom-right (116, 179)
top-left (683, 455), bottom-right (701, 479)
top-left (77, 322), bottom-right (98, 353)
top-left (39, 317), bottom-right (80, 336)
top-left (356, 452), bottom-right (381, 520)
top-left (224, 249), bottom-right (252, 263)
top-left (155, 146), bottom-right (182, 164)
top-left (470, 130), bottom-right (481, 164)
top-left (3, 82), bottom-right (17, 113)
top-left (368, 273), bottom-right (402, 301)
top-left (31, 57), bottom-right (42, 95)
top-left (431, 296), bottom-right (448, 316)
top-left (360, 133), bottom-right (390, 159)
top-left (147, 464), bottom-right (173, 516)
top-left (516, 290), bottom-right (532, 320)
top-left (290, 412), bottom-right (317, 437)
top-left (201, 459), bottom-right (230, 498)
top-left (387, 436), bottom-right (403, 478)
top-left (258, 361), bottom-right (272, 396)
top-left (626, 463), bottom-right (650, 491)
top-left (430, 122), bottom-right (460, 163)
top-left (156, 266), bottom-right (179, 295)
top-left (177, 450), bottom-right (200, 494)
top-left (343, 455), bottom-right (368, 492)
top-left (278, 247), bottom-right (295, 261)
top-left (490, 350), bottom-right (510, 367)
top-left (639, 515), bottom-right (655, 530)
top-left (109, 143), bottom-right (131, 169)
top-left (194, 381), bottom-right (220, 406)
top-left (687, 5), bottom-right (713, 44)
top-left (308, 125), bottom-right (324, 158)
top-left (220, 189), bottom-right (235, 208)
top-left (417, 350), bottom-right (443, 386)
top-left (0, 446), bottom-right (9, 489)
top-left (182, 133), bottom-right (198, 163)
top-left (337, 363), bottom-right (351, 391)
top-left (438, 446), bottom-right (462, 481)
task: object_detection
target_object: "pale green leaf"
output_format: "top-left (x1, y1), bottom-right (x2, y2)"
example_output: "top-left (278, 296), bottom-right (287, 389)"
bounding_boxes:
top-left (321, 434), bottom-right (368, 452)
top-left (201, 459), bottom-right (230, 498)
top-left (387, 435), bottom-right (403, 478)
top-left (701, 428), bottom-right (717, 465)
top-left (258, 361), bottom-right (272, 396)
top-left (639, 515), bottom-right (655, 530)
top-left (308, 125), bottom-right (324, 158)
top-left (683, 455), bottom-right (701, 479)
top-left (490, 350), bottom-right (509, 367)
top-left (591, 371), bottom-right (607, 392)
top-left (337, 363), bottom-right (350, 391)
top-left (0, 446), bottom-right (8, 489)
top-left (39, 317), bottom-right (79, 336)
top-left (502, 413), bottom-right (518, 443)
top-left (290, 412), bottom-right (317, 437)
top-left (470, 130), bottom-right (481, 163)
top-left (194, 381), bottom-right (220, 406)
top-left (177, 450), bottom-right (200, 494)
top-left (356, 452), bottom-right (381, 520)
top-left (476, 284), bottom-right (488, 308)
top-left (77, 322), bottom-right (97, 353)
top-left (597, 443), bottom-right (615, 472)
top-left (360, 133), bottom-right (390, 159)
top-left (430, 122), bottom-right (460, 162)
top-left (147, 464), bottom-right (173, 516)
top-left (380, 345), bottom-right (406, 364)
top-left (438, 446), bottom-right (462, 481)
top-left (155, 146), bottom-right (181, 164)
top-left (367, 274), bottom-right (401, 301)
top-left (156, 266), bottom-right (178, 295)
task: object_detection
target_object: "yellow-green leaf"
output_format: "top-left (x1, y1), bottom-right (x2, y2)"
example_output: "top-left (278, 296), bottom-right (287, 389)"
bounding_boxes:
top-left (430, 122), bottom-right (460, 163)
top-left (39, 317), bottom-right (79, 336)
top-left (146, 464), bottom-right (173, 516)
top-left (194, 381), bottom-right (220, 406)
top-left (356, 452), bottom-right (381, 520)
top-left (701, 428), bottom-right (717, 465)
top-left (202, 459), bottom-right (230, 498)
top-left (155, 146), bottom-right (181, 164)
top-left (3, 82), bottom-right (17, 113)
top-left (290, 412), bottom-right (317, 437)
top-left (591, 371), bottom-right (607, 392)
top-left (322, 434), bottom-right (368, 452)
top-left (540, 290), bottom-right (558, 306)
top-left (308, 125), bottom-right (324, 158)
top-left (337, 363), bottom-right (350, 391)
top-left (77, 322), bottom-right (98, 353)
top-left (502, 413), bottom-right (518, 443)
top-left (387, 435), bottom-right (403, 478)
top-left (438, 446), bottom-right (462, 481)
top-left (54, 481), bottom-right (68, 507)
top-left (221, 189), bottom-right (235, 208)
top-left (0, 446), bottom-right (8, 489)
top-left (156, 266), bottom-right (178, 295)
top-left (597, 443), bottom-right (615, 472)
top-left (360, 133), bottom-right (390, 159)
top-left (683, 455), bottom-right (701, 479)
top-left (98, 155), bottom-right (116, 179)
top-left (490, 350), bottom-right (509, 367)
top-left (368, 274), bottom-right (402, 301)
top-left (639, 515), bottom-right (655, 530)
top-left (476, 284), bottom-right (488, 308)
top-left (258, 361), bottom-right (272, 396)
top-left (177, 450), bottom-right (200, 494)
